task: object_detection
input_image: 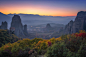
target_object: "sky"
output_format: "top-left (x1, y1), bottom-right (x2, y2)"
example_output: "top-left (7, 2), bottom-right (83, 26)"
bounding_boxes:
top-left (0, 0), bottom-right (86, 16)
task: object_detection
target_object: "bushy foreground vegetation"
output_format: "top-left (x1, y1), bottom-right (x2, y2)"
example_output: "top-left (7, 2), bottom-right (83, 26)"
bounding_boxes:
top-left (0, 37), bottom-right (58, 57)
top-left (0, 29), bottom-right (19, 47)
top-left (46, 30), bottom-right (86, 57)
top-left (0, 30), bottom-right (86, 57)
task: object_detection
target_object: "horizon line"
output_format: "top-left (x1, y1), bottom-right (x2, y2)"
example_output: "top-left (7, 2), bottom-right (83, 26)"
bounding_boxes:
top-left (0, 12), bottom-right (76, 17)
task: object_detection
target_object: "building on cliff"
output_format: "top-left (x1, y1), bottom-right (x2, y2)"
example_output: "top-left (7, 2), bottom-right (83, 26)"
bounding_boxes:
top-left (64, 11), bottom-right (86, 34)
top-left (0, 21), bottom-right (7, 29)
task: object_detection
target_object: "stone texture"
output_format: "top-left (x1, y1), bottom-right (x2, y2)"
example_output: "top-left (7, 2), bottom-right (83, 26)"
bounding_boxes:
top-left (64, 20), bottom-right (73, 34)
top-left (24, 24), bottom-right (28, 33)
top-left (11, 15), bottom-right (25, 37)
top-left (23, 24), bottom-right (29, 37)
top-left (72, 11), bottom-right (86, 33)
top-left (0, 21), bottom-right (7, 29)
top-left (64, 11), bottom-right (86, 34)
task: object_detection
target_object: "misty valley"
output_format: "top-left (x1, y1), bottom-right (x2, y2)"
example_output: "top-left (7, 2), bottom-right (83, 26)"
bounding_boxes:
top-left (0, 12), bottom-right (66, 39)
top-left (0, 10), bottom-right (86, 57)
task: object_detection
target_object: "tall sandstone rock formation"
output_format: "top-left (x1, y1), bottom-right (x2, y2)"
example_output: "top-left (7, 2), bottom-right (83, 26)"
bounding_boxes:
top-left (64, 11), bottom-right (86, 34)
top-left (24, 24), bottom-right (27, 33)
top-left (45, 23), bottom-right (52, 32)
top-left (72, 11), bottom-right (86, 33)
top-left (11, 15), bottom-right (25, 37)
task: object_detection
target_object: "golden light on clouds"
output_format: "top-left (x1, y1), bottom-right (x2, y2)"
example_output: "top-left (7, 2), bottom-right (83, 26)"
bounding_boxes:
top-left (0, 3), bottom-right (77, 16)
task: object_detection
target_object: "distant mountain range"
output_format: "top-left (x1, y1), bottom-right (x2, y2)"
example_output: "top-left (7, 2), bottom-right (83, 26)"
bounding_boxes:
top-left (0, 12), bottom-right (76, 29)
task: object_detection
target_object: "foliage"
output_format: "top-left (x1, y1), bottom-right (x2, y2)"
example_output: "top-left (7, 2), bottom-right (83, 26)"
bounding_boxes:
top-left (46, 30), bottom-right (86, 57)
top-left (56, 37), bottom-right (62, 41)
top-left (0, 29), bottom-right (19, 47)
top-left (0, 37), bottom-right (55, 56)
top-left (0, 30), bottom-right (86, 57)
top-left (48, 41), bottom-right (52, 46)
top-left (46, 42), bottom-right (68, 57)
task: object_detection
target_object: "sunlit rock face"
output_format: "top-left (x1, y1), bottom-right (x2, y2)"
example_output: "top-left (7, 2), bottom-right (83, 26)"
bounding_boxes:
top-left (64, 11), bottom-right (86, 34)
top-left (11, 15), bottom-right (25, 37)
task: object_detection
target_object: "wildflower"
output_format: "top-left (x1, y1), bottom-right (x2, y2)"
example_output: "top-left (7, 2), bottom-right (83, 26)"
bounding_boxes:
top-left (48, 41), bottom-right (52, 46)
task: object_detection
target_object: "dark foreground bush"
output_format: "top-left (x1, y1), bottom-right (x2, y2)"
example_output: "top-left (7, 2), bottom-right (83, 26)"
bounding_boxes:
top-left (0, 48), bottom-right (38, 57)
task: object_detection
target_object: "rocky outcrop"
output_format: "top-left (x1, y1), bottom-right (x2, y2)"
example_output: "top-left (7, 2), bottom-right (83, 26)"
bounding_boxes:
top-left (64, 11), bottom-right (86, 34)
top-left (23, 24), bottom-right (29, 37)
top-left (24, 24), bottom-right (28, 33)
top-left (64, 20), bottom-right (73, 34)
top-left (46, 23), bottom-right (51, 29)
top-left (0, 21), bottom-right (7, 29)
top-left (10, 15), bottom-right (27, 38)
top-left (72, 11), bottom-right (86, 33)
top-left (45, 23), bottom-right (52, 32)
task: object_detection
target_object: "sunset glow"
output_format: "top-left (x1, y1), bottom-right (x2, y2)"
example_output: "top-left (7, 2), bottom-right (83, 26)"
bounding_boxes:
top-left (0, 0), bottom-right (86, 16)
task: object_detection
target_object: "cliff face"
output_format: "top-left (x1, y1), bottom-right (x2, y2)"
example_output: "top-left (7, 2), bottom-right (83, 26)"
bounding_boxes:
top-left (64, 20), bottom-right (73, 34)
top-left (64, 11), bottom-right (86, 34)
top-left (11, 15), bottom-right (25, 37)
top-left (73, 11), bottom-right (86, 33)
top-left (0, 21), bottom-right (7, 29)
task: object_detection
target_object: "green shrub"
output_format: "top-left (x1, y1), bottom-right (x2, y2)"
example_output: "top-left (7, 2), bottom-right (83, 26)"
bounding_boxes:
top-left (46, 42), bottom-right (68, 57)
